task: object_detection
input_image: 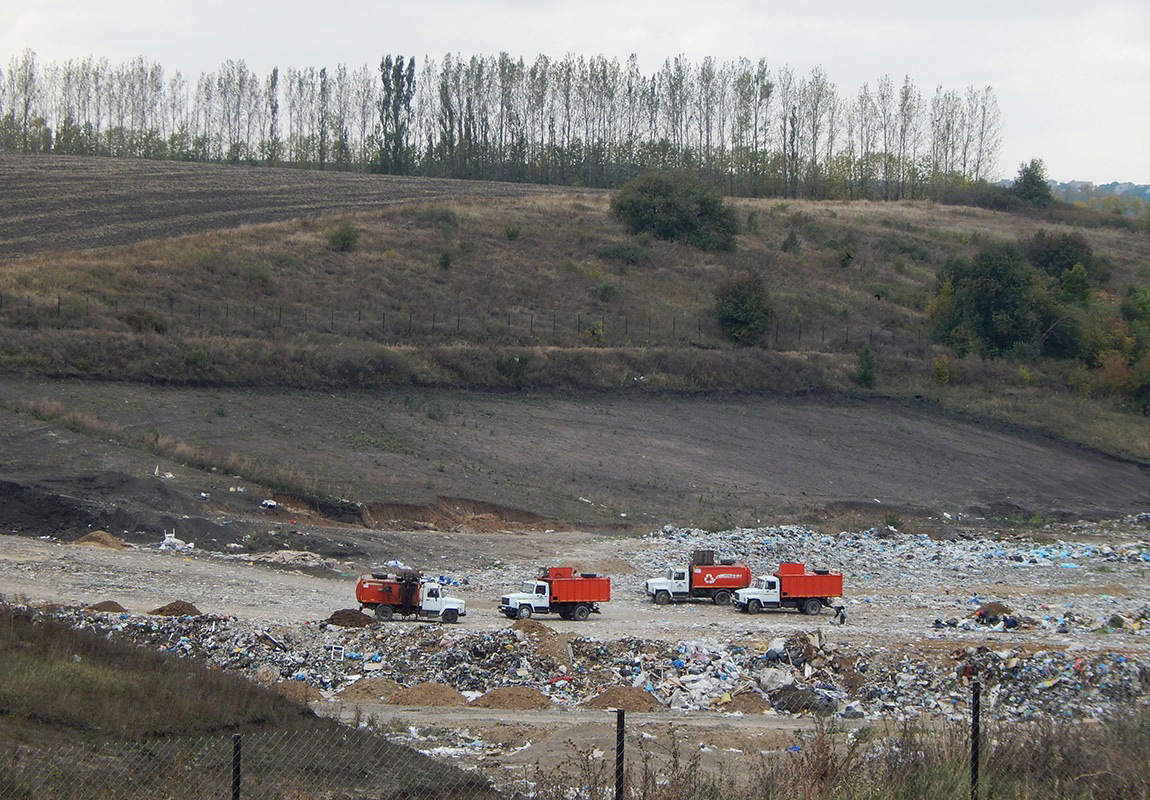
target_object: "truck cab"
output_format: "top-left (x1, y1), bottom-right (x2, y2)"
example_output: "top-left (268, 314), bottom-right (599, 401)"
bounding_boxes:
top-left (418, 582), bottom-right (467, 621)
top-left (500, 581), bottom-right (552, 618)
top-left (644, 568), bottom-right (690, 602)
top-left (733, 575), bottom-right (781, 612)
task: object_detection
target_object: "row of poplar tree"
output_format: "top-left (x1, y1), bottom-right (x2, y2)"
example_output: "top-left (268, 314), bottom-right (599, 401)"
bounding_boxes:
top-left (0, 49), bottom-right (1002, 200)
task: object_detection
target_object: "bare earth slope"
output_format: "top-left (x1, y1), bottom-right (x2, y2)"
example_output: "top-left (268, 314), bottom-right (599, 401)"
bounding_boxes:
top-left (2, 382), bottom-right (1149, 541)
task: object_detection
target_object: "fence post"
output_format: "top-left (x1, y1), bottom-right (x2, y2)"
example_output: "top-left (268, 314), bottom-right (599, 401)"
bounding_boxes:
top-left (970, 680), bottom-right (981, 800)
top-left (232, 733), bottom-right (242, 800)
top-left (614, 708), bottom-right (625, 800)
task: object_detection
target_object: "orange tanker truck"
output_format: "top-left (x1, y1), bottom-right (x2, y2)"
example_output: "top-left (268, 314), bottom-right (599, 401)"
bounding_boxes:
top-left (645, 549), bottom-right (752, 605)
top-left (356, 567), bottom-right (466, 623)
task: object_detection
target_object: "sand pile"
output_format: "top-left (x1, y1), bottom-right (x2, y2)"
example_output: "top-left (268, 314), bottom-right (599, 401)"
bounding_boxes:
top-left (276, 681), bottom-right (324, 704)
top-left (71, 531), bottom-right (128, 549)
top-left (337, 676), bottom-right (404, 701)
top-left (470, 686), bottom-right (552, 710)
top-left (85, 600), bottom-right (128, 613)
top-left (583, 686), bottom-right (660, 712)
top-left (149, 601), bottom-right (202, 616)
top-left (325, 609), bottom-right (374, 627)
top-left (385, 682), bottom-right (467, 706)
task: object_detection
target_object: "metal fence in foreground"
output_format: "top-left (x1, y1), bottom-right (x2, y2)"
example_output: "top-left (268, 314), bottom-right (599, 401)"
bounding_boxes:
top-left (3, 685), bottom-right (1148, 800)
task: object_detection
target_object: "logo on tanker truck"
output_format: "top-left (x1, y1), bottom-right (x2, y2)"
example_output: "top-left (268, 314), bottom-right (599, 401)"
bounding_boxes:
top-left (702, 572), bottom-right (742, 584)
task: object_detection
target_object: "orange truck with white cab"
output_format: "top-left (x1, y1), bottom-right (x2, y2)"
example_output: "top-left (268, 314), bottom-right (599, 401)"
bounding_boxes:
top-left (356, 567), bottom-right (466, 623)
top-left (499, 566), bottom-right (610, 621)
top-left (645, 549), bottom-right (752, 605)
top-left (733, 562), bottom-right (843, 615)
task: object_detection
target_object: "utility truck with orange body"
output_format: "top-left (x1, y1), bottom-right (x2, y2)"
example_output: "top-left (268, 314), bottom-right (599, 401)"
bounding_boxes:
top-left (355, 568), bottom-right (466, 623)
top-left (499, 566), bottom-right (610, 621)
top-left (733, 562), bottom-right (843, 615)
top-left (645, 550), bottom-right (752, 605)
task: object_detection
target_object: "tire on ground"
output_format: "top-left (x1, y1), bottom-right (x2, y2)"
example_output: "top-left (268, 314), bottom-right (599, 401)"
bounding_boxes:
top-left (374, 604), bottom-right (394, 621)
top-left (654, 591), bottom-right (671, 605)
top-left (802, 598), bottom-right (823, 615)
top-left (516, 605), bottom-right (533, 619)
top-left (713, 589), bottom-right (732, 606)
top-left (572, 604), bottom-right (591, 621)
top-left (748, 599), bottom-right (762, 614)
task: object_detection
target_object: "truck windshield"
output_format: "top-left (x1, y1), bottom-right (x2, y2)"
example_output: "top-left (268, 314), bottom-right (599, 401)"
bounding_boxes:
top-left (520, 582), bottom-right (537, 593)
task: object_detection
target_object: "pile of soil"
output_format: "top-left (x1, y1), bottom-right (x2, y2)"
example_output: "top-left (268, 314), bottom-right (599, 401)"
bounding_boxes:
top-left (511, 619), bottom-right (555, 637)
top-left (722, 691), bottom-right (771, 713)
top-left (583, 686), bottom-right (660, 712)
top-left (71, 531), bottom-right (128, 549)
top-left (149, 600), bottom-right (202, 616)
top-left (385, 682), bottom-right (467, 706)
top-left (276, 681), bottom-right (324, 704)
top-left (470, 686), bottom-right (552, 710)
top-left (85, 600), bottom-right (128, 613)
top-left (974, 601), bottom-right (1013, 619)
top-left (337, 676), bottom-right (404, 701)
top-left (325, 608), bottom-right (374, 627)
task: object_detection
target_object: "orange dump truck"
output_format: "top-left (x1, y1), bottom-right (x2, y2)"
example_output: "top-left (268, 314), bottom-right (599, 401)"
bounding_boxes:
top-left (499, 566), bottom-right (611, 621)
top-left (733, 562), bottom-right (843, 615)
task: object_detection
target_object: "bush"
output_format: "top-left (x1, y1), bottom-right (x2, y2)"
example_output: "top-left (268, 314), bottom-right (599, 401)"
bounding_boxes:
top-left (856, 347), bottom-right (877, 388)
top-left (715, 272), bottom-right (773, 345)
top-left (610, 172), bottom-right (738, 251)
top-left (326, 222), bottom-right (359, 252)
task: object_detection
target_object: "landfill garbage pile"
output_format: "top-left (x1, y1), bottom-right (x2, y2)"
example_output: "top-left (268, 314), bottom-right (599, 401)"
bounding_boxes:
top-left (22, 602), bottom-right (1150, 722)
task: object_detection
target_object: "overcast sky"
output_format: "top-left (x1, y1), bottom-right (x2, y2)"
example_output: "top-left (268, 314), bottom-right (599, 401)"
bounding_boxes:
top-left (3, 0), bottom-right (1148, 184)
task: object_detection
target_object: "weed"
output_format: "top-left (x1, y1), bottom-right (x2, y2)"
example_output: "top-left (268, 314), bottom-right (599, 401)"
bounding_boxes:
top-left (503, 224), bottom-right (521, 241)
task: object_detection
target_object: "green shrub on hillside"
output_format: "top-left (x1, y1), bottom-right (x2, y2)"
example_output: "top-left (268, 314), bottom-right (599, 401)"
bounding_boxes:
top-left (326, 222), bottom-right (359, 252)
top-left (610, 172), bottom-right (738, 251)
top-left (715, 272), bottom-right (773, 345)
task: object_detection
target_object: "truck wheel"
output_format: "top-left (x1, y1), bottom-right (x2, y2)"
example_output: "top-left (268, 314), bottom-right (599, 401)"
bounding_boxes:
top-left (572, 604), bottom-right (591, 621)
top-left (802, 598), bottom-right (823, 616)
top-left (516, 605), bottom-right (533, 620)
top-left (748, 599), bottom-right (763, 614)
top-left (441, 608), bottom-right (459, 624)
top-left (653, 591), bottom-right (671, 606)
top-left (712, 590), bottom-right (732, 606)
top-left (374, 604), bottom-right (394, 621)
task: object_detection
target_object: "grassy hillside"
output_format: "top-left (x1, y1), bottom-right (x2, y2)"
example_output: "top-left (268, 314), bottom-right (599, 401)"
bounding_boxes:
top-left (2, 157), bottom-right (1150, 465)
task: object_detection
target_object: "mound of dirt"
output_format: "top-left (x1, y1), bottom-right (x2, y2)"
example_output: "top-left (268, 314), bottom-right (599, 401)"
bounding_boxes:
top-left (275, 681), bottom-right (324, 704)
top-left (149, 600), bottom-right (202, 616)
top-left (386, 682), bottom-right (467, 707)
top-left (583, 686), bottom-right (660, 712)
top-left (470, 686), bottom-right (552, 710)
top-left (721, 691), bottom-right (771, 713)
top-left (511, 619), bottom-right (555, 637)
top-left (325, 608), bottom-right (374, 627)
top-left (85, 600), bottom-right (128, 613)
top-left (71, 530), bottom-right (128, 549)
top-left (337, 676), bottom-right (404, 701)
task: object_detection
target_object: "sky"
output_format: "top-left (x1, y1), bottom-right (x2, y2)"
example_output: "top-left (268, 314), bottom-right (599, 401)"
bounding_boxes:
top-left (3, 0), bottom-right (1148, 185)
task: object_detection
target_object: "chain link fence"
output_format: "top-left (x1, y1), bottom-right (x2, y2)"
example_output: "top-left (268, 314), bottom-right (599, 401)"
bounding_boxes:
top-left (5, 693), bottom-right (1148, 800)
